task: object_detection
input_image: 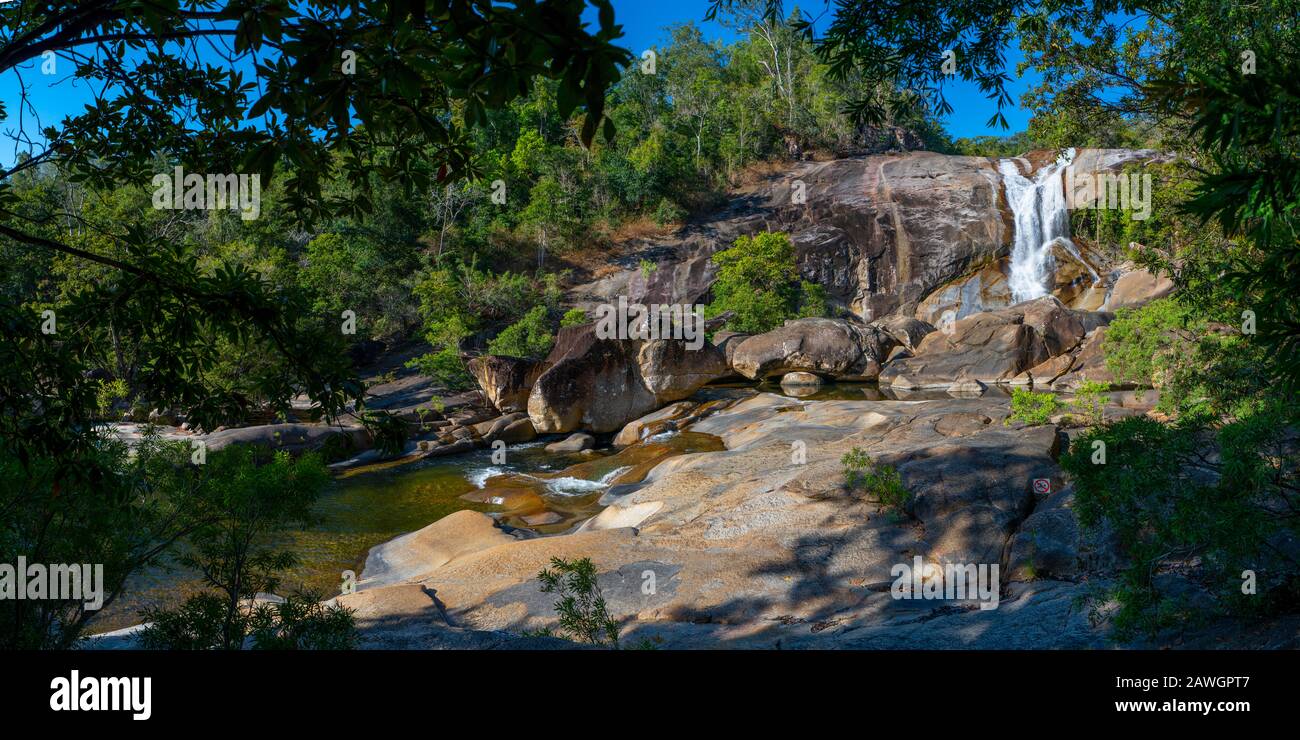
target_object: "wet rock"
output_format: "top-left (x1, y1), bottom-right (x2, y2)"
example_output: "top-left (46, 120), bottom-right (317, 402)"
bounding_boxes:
top-left (521, 511), bottom-right (564, 527)
top-left (946, 378), bottom-right (986, 396)
top-left (545, 432), bottom-right (595, 454)
top-left (498, 417), bottom-right (537, 443)
top-left (780, 371), bottom-right (823, 387)
top-left (612, 402), bottom-right (695, 447)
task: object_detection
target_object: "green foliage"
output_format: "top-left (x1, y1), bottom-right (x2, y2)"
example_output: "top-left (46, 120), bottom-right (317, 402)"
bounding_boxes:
top-left (706, 231), bottom-right (827, 333)
top-left (138, 445), bottom-right (334, 650)
top-left (0, 1), bottom-right (611, 651)
top-left (1070, 380), bottom-right (1111, 427)
top-left (298, 232), bottom-right (417, 340)
top-left (408, 346), bottom-right (475, 392)
top-left (1151, 36), bottom-right (1300, 391)
top-left (652, 198), bottom-right (687, 226)
top-left (560, 308), bottom-right (589, 327)
top-left (1068, 162), bottom-right (1202, 263)
top-left (639, 258), bottom-right (658, 278)
top-left (536, 557), bottom-right (621, 647)
top-left (487, 305), bottom-right (555, 359)
top-left (841, 447), bottom-right (911, 515)
top-left (951, 131), bottom-right (1041, 158)
top-left (1006, 388), bottom-right (1061, 426)
top-left (95, 378), bottom-right (129, 418)
top-left (246, 593), bottom-right (360, 650)
top-left (1103, 298), bottom-right (1269, 420)
top-left (795, 280), bottom-right (829, 319)
top-left (358, 410), bottom-right (408, 457)
top-left (408, 262), bottom-right (560, 387)
top-left (1062, 410), bottom-right (1299, 640)
top-left (1, 430), bottom-right (196, 648)
top-left (140, 591), bottom-right (358, 650)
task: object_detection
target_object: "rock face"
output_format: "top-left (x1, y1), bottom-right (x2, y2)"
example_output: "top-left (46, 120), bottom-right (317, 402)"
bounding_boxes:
top-left (880, 296), bottom-right (1101, 388)
top-left (468, 355), bottom-right (548, 413)
top-left (729, 317), bottom-right (898, 381)
top-left (571, 148), bottom-right (1170, 329)
top-left (527, 325), bottom-right (726, 434)
top-left (572, 152), bottom-right (1008, 321)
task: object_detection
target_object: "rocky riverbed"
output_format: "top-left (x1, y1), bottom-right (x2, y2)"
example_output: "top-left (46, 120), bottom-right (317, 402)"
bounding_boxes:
top-left (337, 390), bottom-right (1159, 649)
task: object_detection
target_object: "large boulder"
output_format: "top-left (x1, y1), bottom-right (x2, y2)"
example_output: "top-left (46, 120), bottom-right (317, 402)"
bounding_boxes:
top-left (1103, 267), bottom-right (1175, 310)
top-left (872, 314), bottom-right (936, 351)
top-left (880, 296), bottom-right (1098, 388)
top-left (729, 317), bottom-right (898, 381)
top-left (527, 326), bottom-right (726, 434)
top-left (467, 355), bottom-right (549, 413)
top-left (1050, 327), bottom-right (1118, 390)
top-left (545, 432), bottom-right (595, 454)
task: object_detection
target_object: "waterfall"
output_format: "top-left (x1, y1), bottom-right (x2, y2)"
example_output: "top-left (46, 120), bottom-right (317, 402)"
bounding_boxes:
top-left (999, 148), bottom-right (1079, 303)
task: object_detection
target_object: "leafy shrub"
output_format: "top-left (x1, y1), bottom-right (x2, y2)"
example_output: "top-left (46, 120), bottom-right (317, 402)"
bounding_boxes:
top-left (487, 305), bottom-right (554, 359)
top-left (141, 591), bottom-right (357, 650)
top-left (137, 446), bottom-right (342, 650)
top-left (706, 231), bottom-right (828, 333)
top-left (95, 378), bottom-right (129, 418)
top-left (1103, 298), bottom-right (1268, 420)
top-left (247, 593), bottom-right (359, 650)
top-left (560, 307), bottom-right (588, 327)
top-left (536, 556), bottom-right (620, 647)
top-left (841, 447), bottom-right (911, 515)
top-left (408, 345), bottom-right (474, 391)
top-left (1103, 299), bottom-right (1196, 392)
top-left (358, 409), bottom-right (408, 456)
top-left (652, 197), bottom-right (687, 226)
top-left (1062, 409), bottom-right (1300, 640)
top-left (298, 232), bottom-right (416, 339)
top-left (796, 279), bottom-right (829, 318)
top-left (1069, 380), bottom-right (1111, 426)
top-left (409, 262), bottom-right (562, 387)
top-left (1006, 388), bottom-right (1061, 426)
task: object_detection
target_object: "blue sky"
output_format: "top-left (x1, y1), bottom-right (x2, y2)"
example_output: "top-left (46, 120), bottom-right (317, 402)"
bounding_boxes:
top-left (587, 0), bottom-right (1038, 138)
top-left (0, 0), bottom-right (1034, 166)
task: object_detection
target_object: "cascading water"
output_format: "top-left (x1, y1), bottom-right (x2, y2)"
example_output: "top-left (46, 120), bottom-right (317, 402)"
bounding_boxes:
top-left (999, 148), bottom-right (1084, 303)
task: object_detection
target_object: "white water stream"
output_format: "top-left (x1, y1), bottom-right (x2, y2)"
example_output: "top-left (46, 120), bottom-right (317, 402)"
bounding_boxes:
top-left (998, 148), bottom-right (1082, 303)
